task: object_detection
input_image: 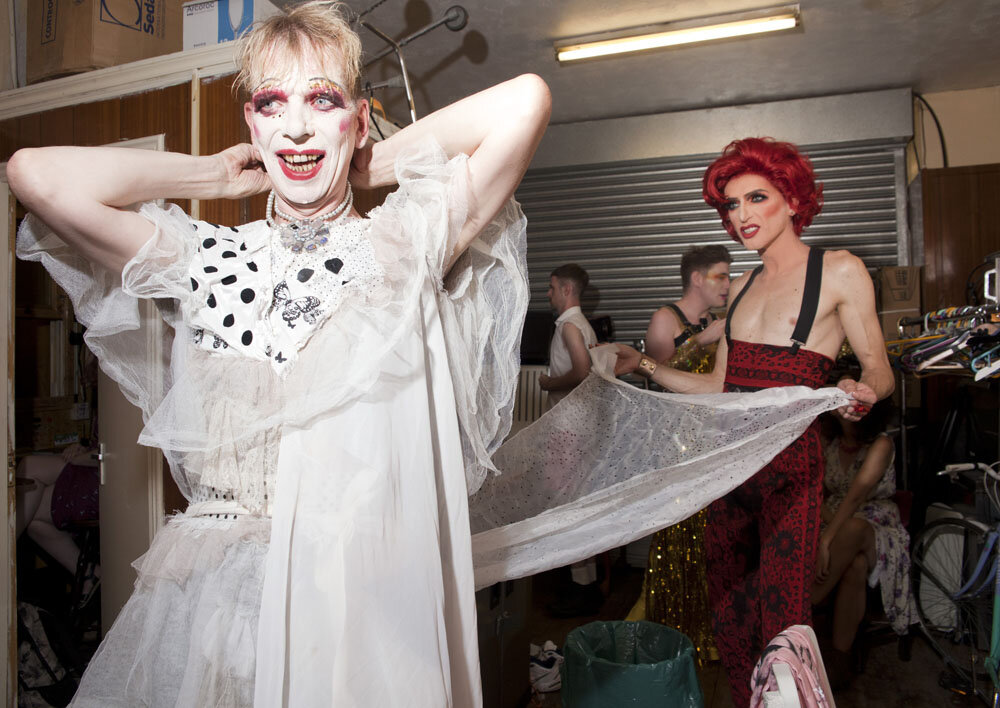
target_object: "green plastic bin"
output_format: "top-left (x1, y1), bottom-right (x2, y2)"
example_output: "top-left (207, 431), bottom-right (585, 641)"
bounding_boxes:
top-left (560, 620), bottom-right (704, 707)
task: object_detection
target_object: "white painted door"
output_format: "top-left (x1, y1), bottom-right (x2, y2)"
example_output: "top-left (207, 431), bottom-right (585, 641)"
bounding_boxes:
top-left (2, 135), bottom-right (167, 654)
top-left (97, 135), bottom-right (167, 630)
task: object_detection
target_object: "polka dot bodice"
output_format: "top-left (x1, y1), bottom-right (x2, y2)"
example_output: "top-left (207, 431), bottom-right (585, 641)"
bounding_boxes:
top-left (186, 217), bottom-right (382, 374)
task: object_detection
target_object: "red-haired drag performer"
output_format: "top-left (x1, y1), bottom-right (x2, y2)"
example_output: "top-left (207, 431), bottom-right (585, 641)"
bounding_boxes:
top-left (615, 137), bottom-right (894, 705)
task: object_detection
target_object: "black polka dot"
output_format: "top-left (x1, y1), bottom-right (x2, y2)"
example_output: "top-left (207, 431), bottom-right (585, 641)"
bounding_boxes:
top-left (240, 243), bottom-right (247, 251)
top-left (221, 275), bottom-right (237, 285)
top-left (223, 314), bottom-right (235, 327)
top-left (191, 223), bottom-right (199, 231)
top-left (229, 226), bottom-right (239, 233)
top-left (190, 278), bottom-right (199, 291)
top-left (242, 330), bottom-right (253, 346)
top-left (203, 238), bottom-right (216, 248)
top-left (222, 251), bottom-right (237, 258)
top-left (204, 265), bottom-right (218, 273)
top-left (297, 268), bottom-right (314, 283)
top-left (207, 294), bottom-right (217, 308)
top-left (325, 258), bottom-right (343, 274)
top-left (247, 261), bottom-right (258, 272)
top-left (240, 288), bottom-right (255, 303)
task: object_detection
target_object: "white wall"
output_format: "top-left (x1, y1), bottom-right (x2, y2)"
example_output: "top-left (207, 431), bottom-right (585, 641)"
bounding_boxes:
top-left (915, 85), bottom-right (1000, 170)
top-left (532, 88), bottom-right (913, 169)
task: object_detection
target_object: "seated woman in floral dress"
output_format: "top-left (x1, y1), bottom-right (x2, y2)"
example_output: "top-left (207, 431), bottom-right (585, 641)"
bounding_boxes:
top-left (811, 396), bottom-right (916, 687)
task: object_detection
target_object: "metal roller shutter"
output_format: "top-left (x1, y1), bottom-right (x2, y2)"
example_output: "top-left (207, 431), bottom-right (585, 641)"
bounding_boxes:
top-left (515, 138), bottom-right (909, 347)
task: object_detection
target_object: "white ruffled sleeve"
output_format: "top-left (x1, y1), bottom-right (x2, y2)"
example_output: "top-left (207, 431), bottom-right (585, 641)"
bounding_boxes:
top-left (372, 138), bottom-right (530, 494)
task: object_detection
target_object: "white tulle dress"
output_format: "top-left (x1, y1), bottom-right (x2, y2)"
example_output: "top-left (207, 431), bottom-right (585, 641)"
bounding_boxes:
top-left (18, 139), bottom-right (528, 708)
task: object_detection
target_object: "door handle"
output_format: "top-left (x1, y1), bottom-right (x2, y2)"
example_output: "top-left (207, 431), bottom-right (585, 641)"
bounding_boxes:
top-left (92, 443), bottom-right (106, 485)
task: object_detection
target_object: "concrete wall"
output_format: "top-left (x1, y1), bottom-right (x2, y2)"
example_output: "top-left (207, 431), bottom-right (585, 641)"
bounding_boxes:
top-left (915, 85), bottom-right (1000, 170)
top-left (532, 88), bottom-right (914, 169)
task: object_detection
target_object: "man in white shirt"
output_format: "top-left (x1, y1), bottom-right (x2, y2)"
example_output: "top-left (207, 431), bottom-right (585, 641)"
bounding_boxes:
top-left (538, 264), bottom-right (602, 616)
top-left (539, 264), bottom-right (597, 408)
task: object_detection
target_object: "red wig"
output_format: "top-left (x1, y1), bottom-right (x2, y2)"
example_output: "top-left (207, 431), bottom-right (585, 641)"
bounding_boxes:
top-left (702, 137), bottom-right (824, 242)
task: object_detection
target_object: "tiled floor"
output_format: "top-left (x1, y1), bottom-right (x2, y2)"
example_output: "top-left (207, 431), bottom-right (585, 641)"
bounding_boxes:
top-left (518, 561), bottom-right (985, 707)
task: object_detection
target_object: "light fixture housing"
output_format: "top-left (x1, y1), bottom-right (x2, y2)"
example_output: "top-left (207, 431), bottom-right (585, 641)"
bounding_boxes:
top-left (554, 4), bottom-right (801, 63)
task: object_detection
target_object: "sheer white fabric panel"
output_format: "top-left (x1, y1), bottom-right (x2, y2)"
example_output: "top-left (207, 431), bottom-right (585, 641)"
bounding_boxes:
top-left (470, 347), bottom-right (849, 589)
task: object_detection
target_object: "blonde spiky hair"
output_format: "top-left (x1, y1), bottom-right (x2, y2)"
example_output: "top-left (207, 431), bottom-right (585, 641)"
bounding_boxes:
top-left (235, 1), bottom-right (363, 99)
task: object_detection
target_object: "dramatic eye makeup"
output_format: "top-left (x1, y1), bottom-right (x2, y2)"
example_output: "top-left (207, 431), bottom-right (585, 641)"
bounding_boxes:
top-left (723, 189), bottom-right (769, 210)
top-left (251, 83), bottom-right (287, 115)
top-left (306, 78), bottom-right (347, 110)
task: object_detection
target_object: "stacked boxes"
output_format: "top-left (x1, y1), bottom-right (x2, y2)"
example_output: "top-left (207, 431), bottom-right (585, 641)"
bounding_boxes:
top-left (27, 0), bottom-right (186, 84)
top-left (877, 266), bottom-right (921, 343)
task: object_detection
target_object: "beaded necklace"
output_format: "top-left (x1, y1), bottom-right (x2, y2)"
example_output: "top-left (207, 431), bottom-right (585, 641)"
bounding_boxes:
top-left (266, 184), bottom-right (353, 253)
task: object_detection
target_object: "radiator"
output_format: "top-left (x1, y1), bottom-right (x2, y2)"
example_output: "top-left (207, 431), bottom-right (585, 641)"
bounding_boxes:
top-left (508, 365), bottom-right (548, 437)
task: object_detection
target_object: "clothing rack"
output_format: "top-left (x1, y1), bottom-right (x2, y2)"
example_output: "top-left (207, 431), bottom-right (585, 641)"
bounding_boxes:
top-left (886, 302), bottom-right (1000, 491)
top-left (887, 304), bottom-right (1000, 380)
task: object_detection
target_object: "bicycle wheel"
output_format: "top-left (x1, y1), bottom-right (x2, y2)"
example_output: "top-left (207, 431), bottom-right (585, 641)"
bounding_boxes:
top-left (911, 516), bottom-right (993, 695)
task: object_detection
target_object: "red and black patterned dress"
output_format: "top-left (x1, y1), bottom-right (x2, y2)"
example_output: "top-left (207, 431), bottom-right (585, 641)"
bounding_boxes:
top-left (705, 248), bottom-right (835, 707)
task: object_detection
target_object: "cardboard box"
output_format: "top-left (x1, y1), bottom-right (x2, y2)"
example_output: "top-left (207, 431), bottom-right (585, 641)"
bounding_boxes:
top-left (27, 0), bottom-right (185, 84)
top-left (879, 309), bottom-right (920, 343)
top-left (877, 266), bottom-right (922, 311)
top-left (183, 0), bottom-right (280, 51)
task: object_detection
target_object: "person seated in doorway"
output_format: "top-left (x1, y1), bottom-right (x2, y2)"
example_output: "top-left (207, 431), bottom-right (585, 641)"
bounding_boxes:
top-left (634, 244), bottom-right (731, 665)
top-left (811, 392), bottom-right (916, 689)
top-left (16, 442), bottom-right (101, 606)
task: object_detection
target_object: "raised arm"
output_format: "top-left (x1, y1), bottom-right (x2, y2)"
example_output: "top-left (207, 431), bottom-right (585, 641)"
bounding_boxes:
top-left (6, 144), bottom-right (270, 272)
top-left (350, 74), bottom-right (551, 265)
top-left (830, 253), bottom-right (895, 419)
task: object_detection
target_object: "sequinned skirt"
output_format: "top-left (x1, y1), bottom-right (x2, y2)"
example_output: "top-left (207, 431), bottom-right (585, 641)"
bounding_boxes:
top-left (645, 509), bottom-right (717, 665)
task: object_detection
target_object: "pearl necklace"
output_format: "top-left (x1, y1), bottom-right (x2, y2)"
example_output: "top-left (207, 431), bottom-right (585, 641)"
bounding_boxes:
top-left (266, 184), bottom-right (354, 253)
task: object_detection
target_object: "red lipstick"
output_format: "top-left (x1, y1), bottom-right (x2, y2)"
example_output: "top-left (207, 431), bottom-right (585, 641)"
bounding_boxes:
top-left (275, 149), bottom-right (324, 181)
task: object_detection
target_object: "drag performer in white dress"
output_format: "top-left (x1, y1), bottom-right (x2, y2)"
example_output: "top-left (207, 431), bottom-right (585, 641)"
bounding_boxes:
top-left (10, 3), bottom-right (550, 705)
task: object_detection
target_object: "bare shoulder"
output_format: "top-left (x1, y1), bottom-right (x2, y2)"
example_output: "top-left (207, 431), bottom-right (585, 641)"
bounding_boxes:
top-left (866, 434), bottom-right (895, 467)
top-left (825, 249), bottom-right (869, 280)
top-left (727, 269), bottom-right (754, 300)
top-left (869, 434), bottom-right (894, 455)
top-left (650, 306), bottom-right (682, 328)
top-left (825, 249), bottom-right (873, 295)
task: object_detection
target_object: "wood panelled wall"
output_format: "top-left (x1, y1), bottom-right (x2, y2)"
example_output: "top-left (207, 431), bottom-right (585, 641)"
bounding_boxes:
top-left (920, 164), bottom-right (1000, 456)
top-left (922, 164), bottom-right (1000, 310)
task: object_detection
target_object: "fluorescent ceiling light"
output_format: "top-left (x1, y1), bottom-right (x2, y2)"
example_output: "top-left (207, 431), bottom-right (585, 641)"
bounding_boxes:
top-left (555, 6), bottom-right (800, 63)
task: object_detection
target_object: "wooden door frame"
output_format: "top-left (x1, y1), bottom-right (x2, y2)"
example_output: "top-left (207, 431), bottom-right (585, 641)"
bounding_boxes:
top-left (0, 135), bottom-right (166, 691)
top-left (1, 174), bottom-right (16, 708)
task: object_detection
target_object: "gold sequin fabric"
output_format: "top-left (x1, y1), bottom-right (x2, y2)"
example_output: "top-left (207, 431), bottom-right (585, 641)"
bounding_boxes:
top-left (644, 338), bottom-right (718, 665)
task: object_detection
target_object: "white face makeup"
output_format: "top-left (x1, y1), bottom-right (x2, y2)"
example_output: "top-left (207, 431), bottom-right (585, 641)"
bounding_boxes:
top-left (244, 58), bottom-right (368, 217)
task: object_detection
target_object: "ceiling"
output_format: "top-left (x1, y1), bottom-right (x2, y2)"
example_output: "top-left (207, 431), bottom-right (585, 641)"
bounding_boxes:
top-left (272, 0), bottom-right (1000, 126)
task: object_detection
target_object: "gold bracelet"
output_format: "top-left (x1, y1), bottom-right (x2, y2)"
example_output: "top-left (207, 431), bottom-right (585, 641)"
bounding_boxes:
top-left (636, 356), bottom-right (657, 378)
